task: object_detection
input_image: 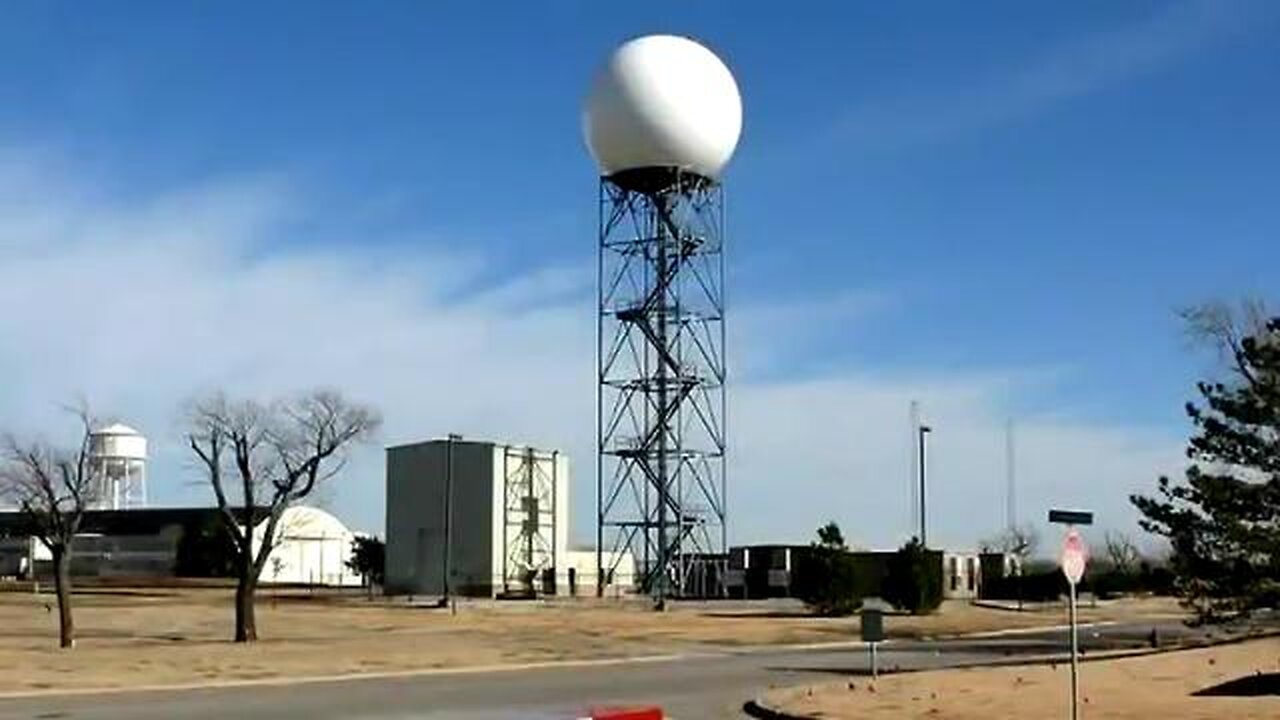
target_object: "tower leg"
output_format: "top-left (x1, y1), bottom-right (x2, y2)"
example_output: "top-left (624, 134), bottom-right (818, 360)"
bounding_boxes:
top-left (597, 170), bottom-right (728, 601)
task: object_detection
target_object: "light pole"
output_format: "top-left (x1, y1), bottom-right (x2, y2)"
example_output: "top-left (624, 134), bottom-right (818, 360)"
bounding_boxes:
top-left (443, 433), bottom-right (462, 605)
top-left (918, 424), bottom-right (932, 547)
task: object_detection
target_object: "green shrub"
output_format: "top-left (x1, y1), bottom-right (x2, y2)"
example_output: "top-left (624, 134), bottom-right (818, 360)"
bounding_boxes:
top-left (982, 570), bottom-right (1065, 602)
top-left (882, 538), bottom-right (942, 614)
top-left (346, 535), bottom-right (386, 586)
top-left (793, 522), bottom-right (863, 616)
top-left (174, 517), bottom-right (238, 578)
top-left (793, 546), bottom-right (863, 616)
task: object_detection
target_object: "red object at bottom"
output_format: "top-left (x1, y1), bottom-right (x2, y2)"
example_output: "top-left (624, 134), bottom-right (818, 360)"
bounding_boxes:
top-left (590, 708), bottom-right (663, 720)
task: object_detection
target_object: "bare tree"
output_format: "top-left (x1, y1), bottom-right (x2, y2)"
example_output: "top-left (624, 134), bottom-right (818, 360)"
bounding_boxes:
top-left (0, 406), bottom-right (101, 648)
top-left (186, 390), bottom-right (379, 642)
top-left (979, 524), bottom-right (1039, 610)
top-left (1103, 531), bottom-right (1141, 576)
top-left (1179, 298), bottom-right (1272, 383)
top-left (980, 524), bottom-right (1039, 560)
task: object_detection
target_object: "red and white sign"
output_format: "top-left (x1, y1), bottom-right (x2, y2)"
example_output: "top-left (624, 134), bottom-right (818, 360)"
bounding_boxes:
top-left (1060, 529), bottom-right (1088, 585)
top-left (587, 709), bottom-right (663, 720)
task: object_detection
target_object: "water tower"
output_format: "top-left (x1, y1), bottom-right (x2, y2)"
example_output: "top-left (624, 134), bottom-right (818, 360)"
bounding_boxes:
top-left (89, 423), bottom-right (148, 510)
top-left (584, 35), bottom-right (741, 603)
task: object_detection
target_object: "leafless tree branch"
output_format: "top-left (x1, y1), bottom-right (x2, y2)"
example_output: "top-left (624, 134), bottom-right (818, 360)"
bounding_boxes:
top-left (184, 389), bottom-right (379, 642)
top-left (0, 404), bottom-right (102, 648)
top-left (979, 524), bottom-right (1039, 559)
top-left (1180, 298), bottom-right (1272, 388)
top-left (1103, 531), bottom-right (1142, 576)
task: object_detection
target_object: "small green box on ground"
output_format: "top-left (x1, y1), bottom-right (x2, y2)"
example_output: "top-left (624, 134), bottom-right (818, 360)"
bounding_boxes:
top-left (860, 609), bottom-right (884, 642)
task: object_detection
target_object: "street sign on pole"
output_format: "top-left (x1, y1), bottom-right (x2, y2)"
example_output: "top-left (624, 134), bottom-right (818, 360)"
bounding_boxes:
top-left (1059, 528), bottom-right (1089, 720)
top-left (1060, 529), bottom-right (1087, 585)
top-left (1049, 509), bottom-right (1094, 526)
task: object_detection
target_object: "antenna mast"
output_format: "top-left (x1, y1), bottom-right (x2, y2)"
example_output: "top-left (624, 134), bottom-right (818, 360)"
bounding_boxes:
top-left (1005, 418), bottom-right (1016, 532)
top-left (909, 400), bottom-right (920, 537)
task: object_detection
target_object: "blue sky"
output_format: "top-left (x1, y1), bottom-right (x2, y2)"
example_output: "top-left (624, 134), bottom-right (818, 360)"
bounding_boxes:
top-left (0, 1), bottom-right (1277, 551)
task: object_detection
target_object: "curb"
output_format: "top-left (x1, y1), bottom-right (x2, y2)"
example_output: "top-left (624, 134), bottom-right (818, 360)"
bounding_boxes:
top-left (0, 619), bottom-right (1217, 702)
top-left (745, 629), bottom-right (1280, 720)
top-left (742, 698), bottom-right (809, 720)
top-left (940, 620), bottom-right (1118, 639)
top-left (738, 648), bottom-right (1183, 720)
top-left (729, 619), bottom-right (1127, 654)
top-left (0, 652), bottom-right (695, 701)
top-left (918, 619), bottom-right (1120, 640)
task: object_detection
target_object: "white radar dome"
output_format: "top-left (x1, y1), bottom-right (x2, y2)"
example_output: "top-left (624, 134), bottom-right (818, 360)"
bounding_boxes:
top-left (584, 35), bottom-right (742, 181)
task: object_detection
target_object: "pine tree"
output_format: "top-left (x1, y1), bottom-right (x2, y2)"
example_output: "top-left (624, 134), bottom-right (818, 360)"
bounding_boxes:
top-left (816, 521), bottom-right (845, 550)
top-left (346, 535), bottom-right (386, 586)
top-left (882, 537), bottom-right (943, 614)
top-left (1131, 308), bottom-right (1280, 623)
top-left (794, 521), bottom-right (862, 616)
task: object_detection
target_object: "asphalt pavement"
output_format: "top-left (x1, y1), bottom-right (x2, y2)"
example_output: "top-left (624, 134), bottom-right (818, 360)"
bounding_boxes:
top-left (0, 620), bottom-right (1202, 720)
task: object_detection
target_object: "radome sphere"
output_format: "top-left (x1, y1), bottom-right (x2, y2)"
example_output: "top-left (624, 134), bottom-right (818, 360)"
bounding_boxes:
top-left (584, 35), bottom-right (742, 180)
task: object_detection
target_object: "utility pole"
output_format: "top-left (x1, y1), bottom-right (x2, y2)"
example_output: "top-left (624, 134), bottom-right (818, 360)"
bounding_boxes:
top-left (442, 433), bottom-right (461, 605)
top-left (918, 424), bottom-right (932, 547)
top-left (1006, 419), bottom-right (1016, 532)
top-left (909, 401), bottom-right (920, 538)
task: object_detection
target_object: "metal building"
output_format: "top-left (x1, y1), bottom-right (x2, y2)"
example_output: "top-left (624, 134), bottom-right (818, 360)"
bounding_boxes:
top-left (385, 438), bottom-right (570, 598)
top-left (0, 505), bottom-right (363, 586)
top-left (565, 548), bottom-right (637, 598)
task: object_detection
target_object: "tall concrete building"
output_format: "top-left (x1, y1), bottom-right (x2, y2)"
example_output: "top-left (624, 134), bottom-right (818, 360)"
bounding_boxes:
top-left (385, 438), bottom-right (569, 598)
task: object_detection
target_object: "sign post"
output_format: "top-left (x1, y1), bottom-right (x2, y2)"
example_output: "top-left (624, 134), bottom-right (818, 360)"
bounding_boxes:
top-left (1050, 509), bottom-right (1091, 720)
top-left (1049, 507), bottom-right (1090, 717)
top-left (1061, 530), bottom-right (1087, 720)
top-left (860, 608), bottom-right (885, 679)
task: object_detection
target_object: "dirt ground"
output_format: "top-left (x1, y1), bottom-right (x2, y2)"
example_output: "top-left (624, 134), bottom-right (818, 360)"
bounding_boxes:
top-left (764, 637), bottom-right (1280, 719)
top-left (0, 587), bottom-right (1182, 694)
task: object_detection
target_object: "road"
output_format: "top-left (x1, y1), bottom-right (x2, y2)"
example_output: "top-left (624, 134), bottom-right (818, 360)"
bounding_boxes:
top-left (0, 621), bottom-right (1204, 719)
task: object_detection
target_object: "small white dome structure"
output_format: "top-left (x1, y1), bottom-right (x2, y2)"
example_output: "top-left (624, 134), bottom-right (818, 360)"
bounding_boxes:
top-left (256, 506), bottom-right (362, 587)
top-left (89, 423), bottom-right (148, 510)
top-left (583, 34), bottom-right (743, 181)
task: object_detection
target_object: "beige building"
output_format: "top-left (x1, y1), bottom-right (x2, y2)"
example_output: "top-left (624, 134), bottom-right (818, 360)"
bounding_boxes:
top-left (564, 549), bottom-right (636, 597)
top-left (385, 438), bottom-right (570, 598)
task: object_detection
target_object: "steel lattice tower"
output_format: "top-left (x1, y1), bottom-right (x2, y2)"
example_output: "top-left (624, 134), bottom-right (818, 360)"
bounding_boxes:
top-left (501, 446), bottom-right (559, 596)
top-left (597, 168), bottom-right (727, 604)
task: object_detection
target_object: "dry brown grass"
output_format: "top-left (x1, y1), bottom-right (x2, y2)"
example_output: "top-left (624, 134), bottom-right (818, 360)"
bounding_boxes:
top-left (0, 588), bottom-right (1181, 694)
top-left (765, 637), bottom-right (1280, 719)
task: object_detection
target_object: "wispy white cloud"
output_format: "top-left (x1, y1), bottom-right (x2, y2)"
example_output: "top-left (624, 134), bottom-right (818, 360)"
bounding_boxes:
top-left (0, 150), bottom-right (1185, 552)
top-left (827, 0), bottom-right (1271, 153)
top-left (732, 288), bottom-right (895, 377)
